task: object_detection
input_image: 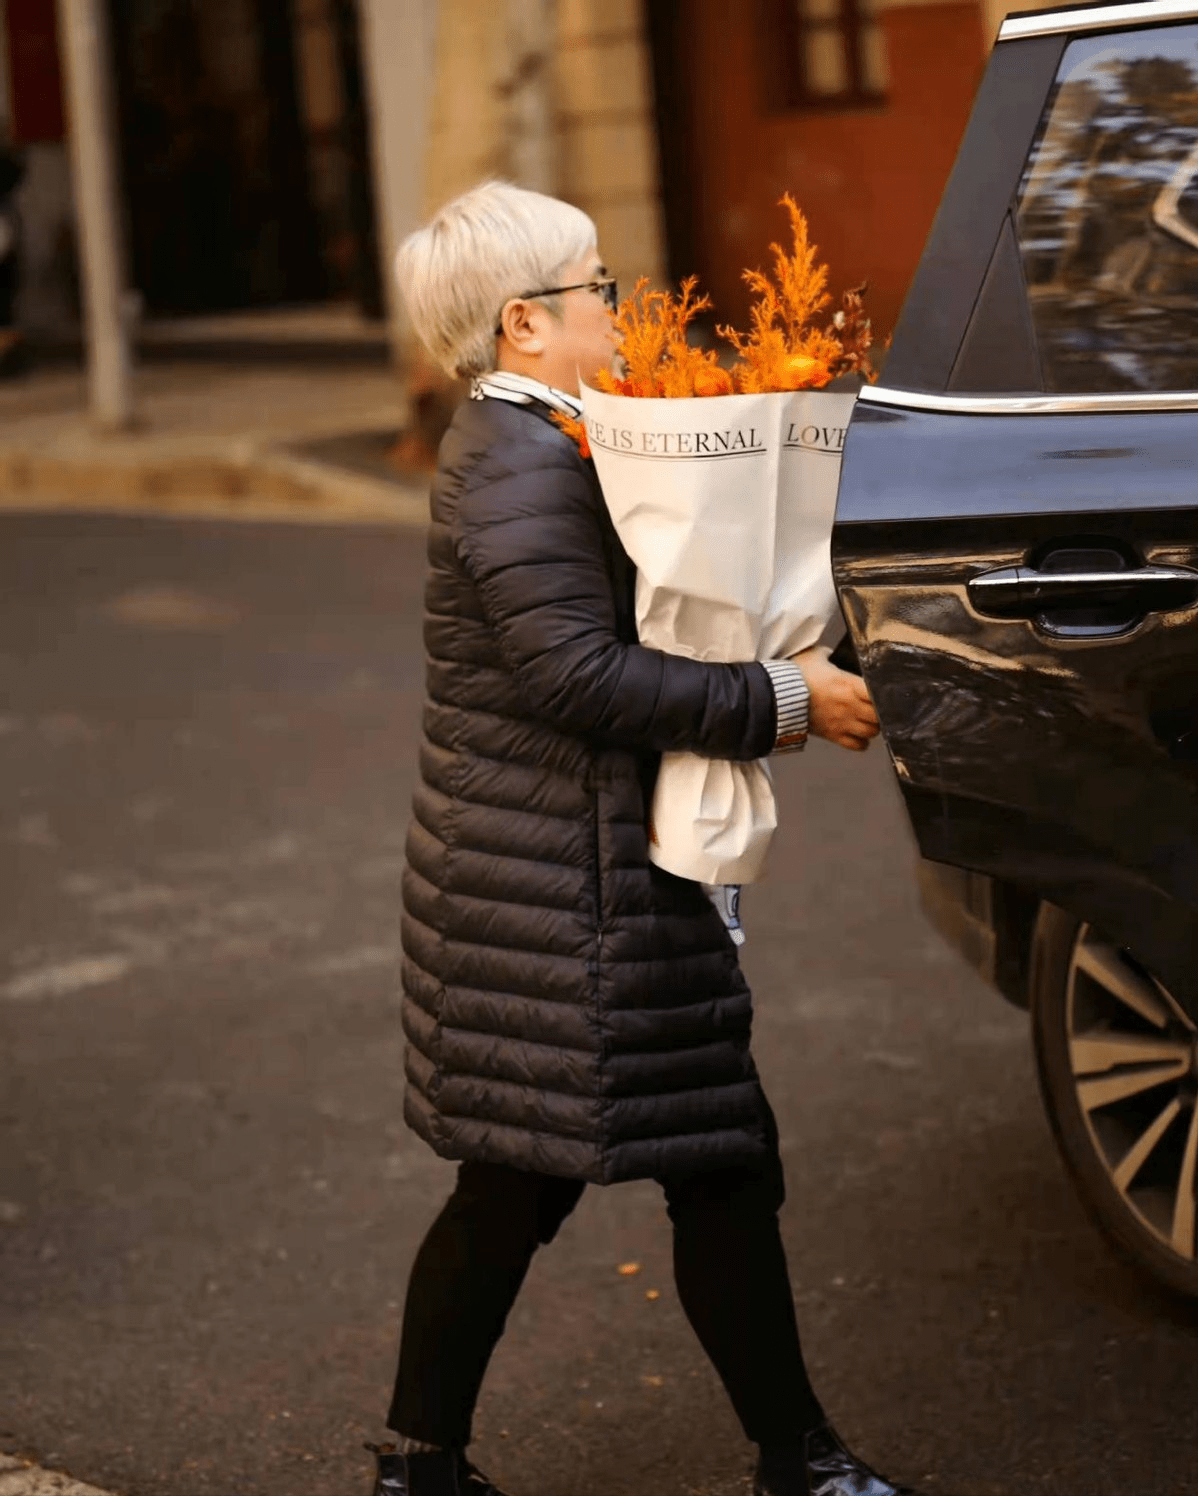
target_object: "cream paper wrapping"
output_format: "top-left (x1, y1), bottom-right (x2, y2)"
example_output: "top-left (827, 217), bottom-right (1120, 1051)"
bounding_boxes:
top-left (580, 382), bottom-right (855, 884)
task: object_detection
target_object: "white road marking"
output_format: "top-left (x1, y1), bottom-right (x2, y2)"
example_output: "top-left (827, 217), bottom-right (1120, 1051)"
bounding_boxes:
top-left (3, 955), bottom-right (134, 1002)
top-left (101, 584), bottom-right (239, 631)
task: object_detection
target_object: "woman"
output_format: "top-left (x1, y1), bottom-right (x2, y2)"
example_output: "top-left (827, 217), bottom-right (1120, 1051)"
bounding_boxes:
top-left (371, 179), bottom-right (914, 1496)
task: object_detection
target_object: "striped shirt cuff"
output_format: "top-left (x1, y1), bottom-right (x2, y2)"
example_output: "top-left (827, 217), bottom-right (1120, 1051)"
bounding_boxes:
top-left (762, 660), bottom-right (810, 754)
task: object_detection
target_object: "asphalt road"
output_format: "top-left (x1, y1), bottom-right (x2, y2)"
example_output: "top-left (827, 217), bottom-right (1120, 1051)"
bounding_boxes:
top-left (3, 512), bottom-right (1198, 1496)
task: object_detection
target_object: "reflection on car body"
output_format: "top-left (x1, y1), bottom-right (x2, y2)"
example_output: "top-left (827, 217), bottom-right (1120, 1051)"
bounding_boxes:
top-left (1151, 136), bottom-right (1198, 249)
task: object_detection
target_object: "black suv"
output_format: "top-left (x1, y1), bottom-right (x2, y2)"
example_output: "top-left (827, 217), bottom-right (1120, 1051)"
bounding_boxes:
top-left (834, 0), bottom-right (1198, 1299)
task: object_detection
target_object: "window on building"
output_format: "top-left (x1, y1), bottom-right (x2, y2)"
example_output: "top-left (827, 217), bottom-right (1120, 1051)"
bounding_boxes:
top-left (1016, 23), bottom-right (1198, 392)
top-left (773, 0), bottom-right (888, 109)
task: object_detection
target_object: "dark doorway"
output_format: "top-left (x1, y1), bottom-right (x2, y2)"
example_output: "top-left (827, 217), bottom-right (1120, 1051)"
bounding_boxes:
top-left (108, 0), bottom-right (328, 314)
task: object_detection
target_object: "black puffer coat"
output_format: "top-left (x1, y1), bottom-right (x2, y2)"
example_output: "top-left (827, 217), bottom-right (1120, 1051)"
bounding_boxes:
top-left (401, 395), bottom-right (779, 1183)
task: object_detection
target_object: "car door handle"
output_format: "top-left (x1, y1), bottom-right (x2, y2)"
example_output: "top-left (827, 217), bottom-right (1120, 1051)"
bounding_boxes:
top-left (968, 563), bottom-right (1198, 617)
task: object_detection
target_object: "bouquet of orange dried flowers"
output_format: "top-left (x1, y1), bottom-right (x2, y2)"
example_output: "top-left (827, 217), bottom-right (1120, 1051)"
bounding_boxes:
top-left (554, 195), bottom-right (875, 453)
top-left (569, 197), bottom-right (880, 888)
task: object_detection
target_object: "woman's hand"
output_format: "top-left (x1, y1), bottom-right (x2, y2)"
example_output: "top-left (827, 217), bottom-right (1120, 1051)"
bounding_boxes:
top-left (790, 645), bottom-right (880, 752)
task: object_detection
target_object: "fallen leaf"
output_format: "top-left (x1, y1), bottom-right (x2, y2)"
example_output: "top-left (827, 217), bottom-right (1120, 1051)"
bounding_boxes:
top-left (617, 1261), bottom-right (641, 1276)
top-left (645, 1289), bottom-right (660, 1301)
top-left (641, 1374), bottom-right (665, 1387)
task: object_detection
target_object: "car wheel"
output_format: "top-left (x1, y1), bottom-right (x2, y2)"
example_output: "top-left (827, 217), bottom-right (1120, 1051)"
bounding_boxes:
top-left (1031, 903), bottom-right (1198, 1298)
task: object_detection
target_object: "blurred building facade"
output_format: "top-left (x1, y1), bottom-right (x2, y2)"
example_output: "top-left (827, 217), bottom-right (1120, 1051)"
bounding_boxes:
top-left (0, 0), bottom-right (1068, 355)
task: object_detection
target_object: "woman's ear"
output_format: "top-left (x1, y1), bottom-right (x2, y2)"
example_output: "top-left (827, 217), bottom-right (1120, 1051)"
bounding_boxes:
top-left (499, 298), bottom-right (544, 354)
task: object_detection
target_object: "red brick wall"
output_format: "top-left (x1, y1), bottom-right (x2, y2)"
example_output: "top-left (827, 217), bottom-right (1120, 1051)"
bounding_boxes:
top-left (680, 1), bottom-right (986, 342)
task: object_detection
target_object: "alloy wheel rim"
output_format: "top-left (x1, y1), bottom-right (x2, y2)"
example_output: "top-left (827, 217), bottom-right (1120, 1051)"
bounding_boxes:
top-left (1067, 924), bottom-right (1198, 1262)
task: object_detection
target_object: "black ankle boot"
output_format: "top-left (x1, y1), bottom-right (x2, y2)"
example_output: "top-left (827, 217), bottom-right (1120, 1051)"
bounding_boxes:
top-left (366, 1443), bottom-right (408, 1496)
top-left (365, 1442), bottom-right (514, 1496)
top-left (754, 1423), bottom-right (924, 1496)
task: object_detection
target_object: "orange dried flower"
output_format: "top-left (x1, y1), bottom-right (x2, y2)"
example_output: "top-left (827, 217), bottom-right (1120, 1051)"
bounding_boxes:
top-left (577, 198), bottom-right (878, 408)
top-left (692, 364), bottom-right (735, 397)
top-left (551, 408), bottom-right (590, 459)
top-left (718, 195), bottom-right (877, 392)
top-left (777, 353), bottom-right (832, 391)
top-left (595, 277), bottom-right (730, 400)
top-left (718, 195), bottom-right (839, 394)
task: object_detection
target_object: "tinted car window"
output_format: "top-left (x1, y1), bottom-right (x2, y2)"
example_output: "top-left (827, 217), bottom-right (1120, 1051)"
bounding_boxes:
top-left (1016, 23), bottom-right (1198, 393)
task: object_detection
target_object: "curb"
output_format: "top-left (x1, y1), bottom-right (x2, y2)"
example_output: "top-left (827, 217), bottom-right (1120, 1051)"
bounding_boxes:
top-left (0, 1454), bottom-right (118, 1496)
top-left (0, 446), bottom-right (428, 528)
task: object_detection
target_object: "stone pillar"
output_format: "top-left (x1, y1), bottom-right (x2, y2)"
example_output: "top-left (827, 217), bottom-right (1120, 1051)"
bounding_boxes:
top-left (419, 0), bottom-right (666, 289)
top-left (390, 0), bottom-right (558, 464)
top-left (553, 0), bottom-right (665, 290)
top-left (381, 0), bottom-right (669, 466)
top-left (421, 0), bottom-right (557, 211)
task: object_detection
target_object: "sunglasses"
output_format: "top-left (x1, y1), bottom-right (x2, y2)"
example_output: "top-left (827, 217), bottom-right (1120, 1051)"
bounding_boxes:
top-left (495, 277), bottom-right (618, 335)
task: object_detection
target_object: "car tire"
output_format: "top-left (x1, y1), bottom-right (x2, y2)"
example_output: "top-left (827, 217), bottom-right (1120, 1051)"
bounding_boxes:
top-left (1031, 902), bottom-right (1198, 1299)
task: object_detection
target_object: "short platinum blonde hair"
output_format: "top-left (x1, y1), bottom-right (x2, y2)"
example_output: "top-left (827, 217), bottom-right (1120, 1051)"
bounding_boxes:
top-left (395, 180), bottom-right (598, 378)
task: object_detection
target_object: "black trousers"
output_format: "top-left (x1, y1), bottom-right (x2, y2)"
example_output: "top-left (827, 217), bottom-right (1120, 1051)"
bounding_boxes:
top-left (388, 1108), bottom-right (823, 1450)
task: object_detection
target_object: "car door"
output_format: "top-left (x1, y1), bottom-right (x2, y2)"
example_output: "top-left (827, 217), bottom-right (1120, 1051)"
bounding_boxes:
top-left (833, 1), bottom-right (1198, 1014)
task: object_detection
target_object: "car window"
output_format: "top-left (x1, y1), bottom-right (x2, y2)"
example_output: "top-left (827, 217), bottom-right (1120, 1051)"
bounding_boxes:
top-left (1016, 23), bottom-right (1198, 394)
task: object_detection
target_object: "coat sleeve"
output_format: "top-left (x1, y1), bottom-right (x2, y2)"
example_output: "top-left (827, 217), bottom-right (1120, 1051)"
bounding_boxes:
top-left (453, 446), bottom-right (777, 761)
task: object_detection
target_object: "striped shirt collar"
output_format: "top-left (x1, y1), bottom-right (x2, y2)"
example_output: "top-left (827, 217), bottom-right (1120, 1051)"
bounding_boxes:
top-left (470, 370), bottom-right (583, 419)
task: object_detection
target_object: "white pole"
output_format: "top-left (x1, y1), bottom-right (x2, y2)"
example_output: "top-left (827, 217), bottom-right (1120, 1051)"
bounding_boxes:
top-left (56, 0), bottom-right (133, 431)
